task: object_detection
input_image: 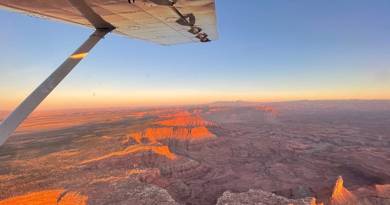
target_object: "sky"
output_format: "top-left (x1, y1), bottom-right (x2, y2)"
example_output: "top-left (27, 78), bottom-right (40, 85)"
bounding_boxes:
top-left (0, 0), bottom-right (390, 110)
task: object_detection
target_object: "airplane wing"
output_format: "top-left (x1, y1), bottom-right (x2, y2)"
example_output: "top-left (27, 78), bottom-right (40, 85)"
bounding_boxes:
top-left (0, 0), bottom-right (218, 45)
top-left (0, 0), bottom-right (218, 146)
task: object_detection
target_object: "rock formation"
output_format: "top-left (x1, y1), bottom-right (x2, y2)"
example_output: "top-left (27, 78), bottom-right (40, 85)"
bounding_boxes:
top-left (216, 189), bottom-right (317, 205)
top-left (1, 103), bottom-right (390, 205)
top-left (129, 111), bottom-right (215, 144)
top-left (81, 144), bottom-right (177, 164)
top-left (84, 179), bottom-right (179, 205)
top-left (330, 176), bottom-right (356, 205)
top-left (157, 115), bottom-right (213, 127)
top-left (132, 126), bottom-right (215, 143)
top-left (0, 189), bottom-right (88, 205)
top-left (119, 183), bottom-right (179, 205)
top-left (326, 176), bottom-right (390, 205)
top-left (216, 177), bottom-right (390, 205)
top-left (375, 184), bottom-right (390, 198)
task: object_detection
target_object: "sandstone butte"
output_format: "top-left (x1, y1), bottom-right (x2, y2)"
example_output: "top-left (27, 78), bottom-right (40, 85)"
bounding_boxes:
top-left (157, 115), bottom-right (213, 127)
top-left (0, 189), bottom-right (88, 205)
top-left (130, 110), bottom-right (215, 143)
top-left (330, 176), bottom-right (356, 205)
top-left (130, 126), bottom-right (214, 144)
top-left (81, 145), bottom-right (177, 164)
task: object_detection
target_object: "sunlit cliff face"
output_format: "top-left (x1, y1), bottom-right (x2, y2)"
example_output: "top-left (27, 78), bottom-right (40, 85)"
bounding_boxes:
top-left (330, 176), bottom-right (356, 205)
top-left (81, 110), bottom-right (215, 168)
top-left (130, 126), bottom-right (214, 143)
top-left (375, 184), bottom-right (390, 198)
top-left (157, 115), bottom-right (213, 127)
top-left (81, 145), bottom-right (177, 164)
top-left (129, 110), bottom-right (215, 144)
top-left (0, 103), bottom-right (390, 205)
top-left (0, 189), bottom-right (87, 205)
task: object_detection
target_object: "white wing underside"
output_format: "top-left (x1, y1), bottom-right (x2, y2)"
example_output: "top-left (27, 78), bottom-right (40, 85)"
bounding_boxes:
top-left (0, 0), bottom-right (218, 45)
top-left (0, 0), bottom-right (218, 146)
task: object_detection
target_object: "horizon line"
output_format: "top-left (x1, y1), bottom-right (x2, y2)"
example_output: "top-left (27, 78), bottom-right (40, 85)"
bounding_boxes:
top-left (1, 98), bottom-right (390, 113)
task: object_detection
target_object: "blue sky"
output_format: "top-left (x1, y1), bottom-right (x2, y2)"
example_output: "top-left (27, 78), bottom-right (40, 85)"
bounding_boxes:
top-left (1, 0), bottom-right (390, 110)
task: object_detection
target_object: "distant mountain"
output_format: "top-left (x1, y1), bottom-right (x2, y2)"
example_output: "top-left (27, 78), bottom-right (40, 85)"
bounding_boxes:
top-left (208, 100), bottom-right (261, 107)
top-left (269, 100), bottom-right (390, 112)
top-left (208, 100), bottom-right (390, 113)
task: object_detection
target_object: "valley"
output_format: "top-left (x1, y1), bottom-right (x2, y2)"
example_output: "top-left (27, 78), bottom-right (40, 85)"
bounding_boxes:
top-left (0, 100), bottom-right (389, 205)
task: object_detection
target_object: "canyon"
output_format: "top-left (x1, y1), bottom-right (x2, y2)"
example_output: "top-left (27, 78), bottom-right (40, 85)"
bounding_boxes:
top-left (0, 100), bottom-right (389, 204)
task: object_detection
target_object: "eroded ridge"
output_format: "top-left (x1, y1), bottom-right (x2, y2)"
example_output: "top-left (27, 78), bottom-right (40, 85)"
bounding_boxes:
top-left (1, 101), bottom-right (389, 205)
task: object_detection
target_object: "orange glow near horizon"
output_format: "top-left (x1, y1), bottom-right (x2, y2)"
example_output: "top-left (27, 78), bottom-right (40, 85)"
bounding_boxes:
top-left (1, 88), bottom-right (390, 111)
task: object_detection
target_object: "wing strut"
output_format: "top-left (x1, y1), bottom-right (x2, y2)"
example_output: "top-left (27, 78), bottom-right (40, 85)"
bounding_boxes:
top-left (0, 28), bottom-right (112, 146)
